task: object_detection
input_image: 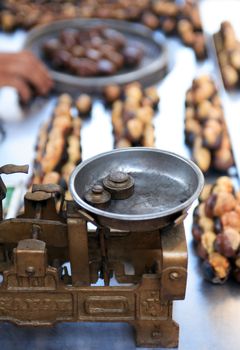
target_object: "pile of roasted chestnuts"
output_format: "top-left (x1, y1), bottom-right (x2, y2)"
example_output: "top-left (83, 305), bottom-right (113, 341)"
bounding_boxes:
top-left (0, 0), bottom-right (206, 60)
top-left (42, 26), bottom-right (144, 77)
top-left (104, 82), bottom-right (159, 148)
top-left (192, 176), bottom-right (240, 283)
top-left (185, 75), bottom-right (234, 173)
top-left (214, 21), bottom-right (240, 90)
top-left (30, 93), bottom-right (82, 200)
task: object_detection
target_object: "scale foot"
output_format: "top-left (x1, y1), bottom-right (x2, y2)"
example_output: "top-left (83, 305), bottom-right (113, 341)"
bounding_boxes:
top-left (133, 320), bottom-right (179, 348)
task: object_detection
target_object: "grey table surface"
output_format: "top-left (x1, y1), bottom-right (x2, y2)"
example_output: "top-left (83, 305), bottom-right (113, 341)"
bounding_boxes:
top-left (0, 1), bottom-right (240, 349)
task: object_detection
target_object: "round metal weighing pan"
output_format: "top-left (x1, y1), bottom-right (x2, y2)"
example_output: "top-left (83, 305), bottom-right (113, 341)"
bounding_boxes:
top-left (24, 18), bottom-right (168, 94)
top-left (70, 148), bottom-right (204, 231)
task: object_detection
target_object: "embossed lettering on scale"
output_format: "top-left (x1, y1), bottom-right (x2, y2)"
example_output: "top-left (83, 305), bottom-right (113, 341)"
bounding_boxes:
top-left (0, 294), bottom-right (73, 318)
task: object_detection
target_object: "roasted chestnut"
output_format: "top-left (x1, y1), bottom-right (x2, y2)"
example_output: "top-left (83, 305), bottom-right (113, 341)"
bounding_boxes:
top-left (76, 94), bottom-right (92, 116)
top-left (123, 45), bottom-right (143, 67)
top-left (103, 85), bottom-right (122, 104)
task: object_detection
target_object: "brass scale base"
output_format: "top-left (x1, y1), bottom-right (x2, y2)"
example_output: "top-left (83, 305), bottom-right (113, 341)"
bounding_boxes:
top-left (0, 168), bottom-right (187, 348)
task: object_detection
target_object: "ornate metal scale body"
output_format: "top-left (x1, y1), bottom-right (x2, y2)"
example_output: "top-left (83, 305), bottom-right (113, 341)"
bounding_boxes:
top-left (0, 149), bottom-right (203, 348)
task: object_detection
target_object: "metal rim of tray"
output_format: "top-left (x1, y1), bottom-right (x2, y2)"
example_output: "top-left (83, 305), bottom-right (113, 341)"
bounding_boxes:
top-left (69, 147), bottom-right (204, 222)
top-left (24, 18), bottom-right (168, 92)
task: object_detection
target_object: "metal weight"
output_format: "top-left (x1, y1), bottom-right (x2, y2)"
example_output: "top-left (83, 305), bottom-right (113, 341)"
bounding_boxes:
top-left (103, 171), bottom-right (134, 200)
top-left (85, 184), bottom-right (111, 208)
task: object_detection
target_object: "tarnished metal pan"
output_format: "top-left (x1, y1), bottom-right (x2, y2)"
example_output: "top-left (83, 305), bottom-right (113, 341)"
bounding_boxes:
top-left (70, 148), bottom-right (204, 231)
top-left (24, 18), bottom-right (167, 94)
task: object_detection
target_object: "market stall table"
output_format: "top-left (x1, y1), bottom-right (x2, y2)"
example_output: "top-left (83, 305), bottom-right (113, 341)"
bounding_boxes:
top-left (0, 1), bottom-right (240, 349)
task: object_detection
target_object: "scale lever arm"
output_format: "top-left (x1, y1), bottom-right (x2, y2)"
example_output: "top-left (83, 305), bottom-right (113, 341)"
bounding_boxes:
top-left (0, 164), bottom-right (29, 175)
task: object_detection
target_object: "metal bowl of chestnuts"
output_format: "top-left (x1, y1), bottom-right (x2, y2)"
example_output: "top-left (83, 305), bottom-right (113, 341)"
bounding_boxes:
top-left (24, 18), bottom-right (167, 93)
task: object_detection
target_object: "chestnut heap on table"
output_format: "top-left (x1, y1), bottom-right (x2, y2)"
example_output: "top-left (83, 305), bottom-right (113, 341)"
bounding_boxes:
top-left (30, 93), bottom-right (82, 200)
top-left (0, 0), bottom-right (152, 31)
top-left (42, 26), bottom-right (144, 77)
top-left (152, 0), bottom-right (207, 60)
top-left (192, 176), bottom-right (240, 284)
top-left (184, 75), bottom-right (234, 173)
top-left (1, 0), bottom-right (206, 61)
top-left (105, 82), bottom-right (159, 148)
top-left (214, 21), bottom-right (240, 90)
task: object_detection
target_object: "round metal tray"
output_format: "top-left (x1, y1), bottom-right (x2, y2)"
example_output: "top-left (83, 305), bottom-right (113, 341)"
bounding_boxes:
top-left (70, 148), bottom-right (204, 231)
top-left (24, 19), bottom-right (168, 94)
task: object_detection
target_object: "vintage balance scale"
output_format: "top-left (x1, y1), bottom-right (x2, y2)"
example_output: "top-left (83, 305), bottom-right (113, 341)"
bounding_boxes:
top-left (0, 148), bottom-right (203, 347)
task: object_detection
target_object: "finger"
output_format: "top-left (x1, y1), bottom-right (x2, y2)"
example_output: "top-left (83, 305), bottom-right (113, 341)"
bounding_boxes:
top-left (21, 51), bottom-right (52, 79)
top-left (0, 51), bottom-right (53, 95)
top-left (20, 51), bottom-right (54, 92)
top-left (0, 74), bottom-right (32, 103)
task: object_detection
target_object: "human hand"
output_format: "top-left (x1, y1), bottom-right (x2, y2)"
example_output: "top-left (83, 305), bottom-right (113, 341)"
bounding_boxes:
top-left (0, 50), bottom-right (53, 103)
